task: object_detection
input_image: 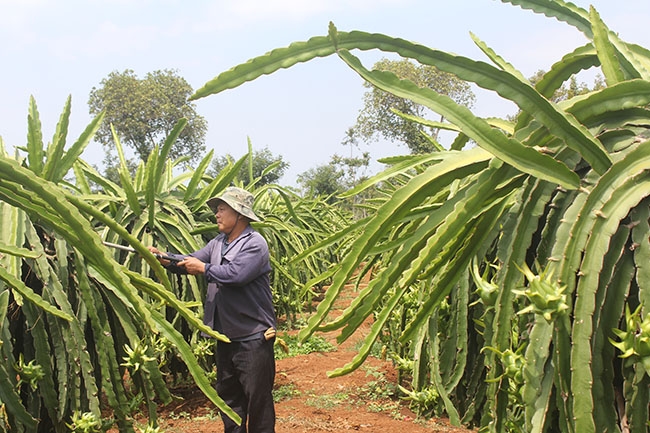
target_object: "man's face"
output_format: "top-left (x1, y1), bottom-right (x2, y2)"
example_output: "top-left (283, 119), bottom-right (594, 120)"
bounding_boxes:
top-left (215, 202), bottom-right (239, 234)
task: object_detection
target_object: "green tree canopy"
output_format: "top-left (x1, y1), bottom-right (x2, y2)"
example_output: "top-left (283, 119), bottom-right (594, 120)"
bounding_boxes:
top-left (351, 58), bottom-right (476, 154)
top-left (297, 150), bottom-right (370, 203)
top-left (88, 69), bottom-right (207, 165)
top-left (297, 163), bottom-right (345, 201)
top-left (528, 69), bottom-right (605, 102)
top-left (208, 146), bottom-right (289, 186)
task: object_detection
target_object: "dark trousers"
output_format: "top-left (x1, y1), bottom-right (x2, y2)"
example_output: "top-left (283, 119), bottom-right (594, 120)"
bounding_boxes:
top-left (216, 337), bottom-right (276, 433)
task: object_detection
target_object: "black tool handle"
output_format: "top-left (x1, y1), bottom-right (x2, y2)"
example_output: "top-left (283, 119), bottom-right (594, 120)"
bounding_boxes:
top-left (103, 242), bottom-right (185, 263)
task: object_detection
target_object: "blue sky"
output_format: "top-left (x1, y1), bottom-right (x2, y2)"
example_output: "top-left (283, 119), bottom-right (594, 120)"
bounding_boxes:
top-left (2, 0), bottom-right (650, 185)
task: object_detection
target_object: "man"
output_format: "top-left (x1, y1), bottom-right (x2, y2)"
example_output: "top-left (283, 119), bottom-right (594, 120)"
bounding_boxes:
top-left (150, 187), bottom-right (276, 433)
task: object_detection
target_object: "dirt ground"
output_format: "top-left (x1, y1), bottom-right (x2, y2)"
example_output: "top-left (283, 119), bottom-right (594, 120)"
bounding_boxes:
top-left (118, 280), bottom-right (476, 432)
top-left (140, 331), bottom-right (474, 433)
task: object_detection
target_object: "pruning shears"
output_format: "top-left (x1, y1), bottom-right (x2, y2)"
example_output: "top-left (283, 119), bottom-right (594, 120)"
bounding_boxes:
top-left (102, 241), bottom-right (185, 263)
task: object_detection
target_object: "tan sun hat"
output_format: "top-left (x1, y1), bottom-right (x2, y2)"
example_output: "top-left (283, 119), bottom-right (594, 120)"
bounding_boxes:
top-left (206, 187), bottom-right (261, 222)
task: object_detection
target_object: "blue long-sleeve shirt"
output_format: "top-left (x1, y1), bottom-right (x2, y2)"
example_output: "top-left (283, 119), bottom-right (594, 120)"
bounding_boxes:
top-left (167, 226), bottom-right (275, 341)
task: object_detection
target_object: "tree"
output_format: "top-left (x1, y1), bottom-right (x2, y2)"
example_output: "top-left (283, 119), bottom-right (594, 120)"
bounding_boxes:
top-left (88, 69), bottom-right (207, 165)
top-left (208, 146), bottom-right (289, 186)
top-left (297, 128), bottom-right (372, 211)
top-left (351, 58), bottom-right (475, 154)
top-left (297, 163), bottom-right (344, 201)
top-left (297, 150), bottom-right (370, 203)
top-left (298, 129), bottom-right (370, 200)
top-left (340, 127), bottom-right (371, 187)
top-left (528, 69), bottom-right (606, 102)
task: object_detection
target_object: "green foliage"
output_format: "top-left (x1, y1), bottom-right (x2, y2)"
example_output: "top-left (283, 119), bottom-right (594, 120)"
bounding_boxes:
top-left (66, 412), bottom-right (102, 433)
top-left (398, 386), bottom-right (440, 418)
top-left (5, 1), bottom-right (650, 432)
top-left (273, 384), bottom-right (300, 402)
top-left (0, 89), bottom-right (345, 431)
top-left (297, 150), bottom-right (371, 202)
top-left (88, 69), bottom-right (207, 165)
top-left (296, 162), bottom-right (345, 200)
top-left (254, 185), bottom-right (350, 326)
top-left (528, 69), bottom-right (605, 103)
top-left (274, 333), bottom-right (335, 360)
top-left (360, 366), bottom-right (398, 401)
top-left (611, 305), bottom-right (650, 376)
top-left (297, 128), bottom-right (374, 219)
top-left (352, 58), bottom-right (476, 154)
top-left (513, 263), bottom-right (569, 322)
top-left (189, 1), bottom-right (650, 432)
top-left (208, 144), bottom-right (289, 187)
top-left (13, 353), bottom-right (45, 392)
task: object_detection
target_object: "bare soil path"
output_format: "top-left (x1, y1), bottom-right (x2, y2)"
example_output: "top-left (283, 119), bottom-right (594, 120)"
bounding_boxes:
top-left (147, 333), bottom-right (473, 433)
top-left (121, 280), bottom-right (476, 432)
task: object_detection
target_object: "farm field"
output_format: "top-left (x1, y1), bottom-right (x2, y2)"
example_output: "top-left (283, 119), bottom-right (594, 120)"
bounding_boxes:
top-left (112, 284), bottom-right (475, 433)
top-left (130, 339), bottom-right (473, 432)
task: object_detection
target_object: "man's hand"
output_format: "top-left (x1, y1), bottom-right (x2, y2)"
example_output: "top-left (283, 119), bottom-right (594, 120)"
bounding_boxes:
top-left (177, 256), bottom-right (206, 275)
top-left (147, 246), bottom-right (171, 266)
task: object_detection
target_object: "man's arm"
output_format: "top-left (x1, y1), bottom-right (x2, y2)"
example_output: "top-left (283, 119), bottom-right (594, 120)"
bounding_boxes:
top-left (204, 236), bottom-right (270, 285)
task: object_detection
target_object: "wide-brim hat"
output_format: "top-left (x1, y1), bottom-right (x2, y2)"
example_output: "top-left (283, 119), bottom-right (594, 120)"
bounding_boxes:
top-left (206, 187), bottom-right (261, 222)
